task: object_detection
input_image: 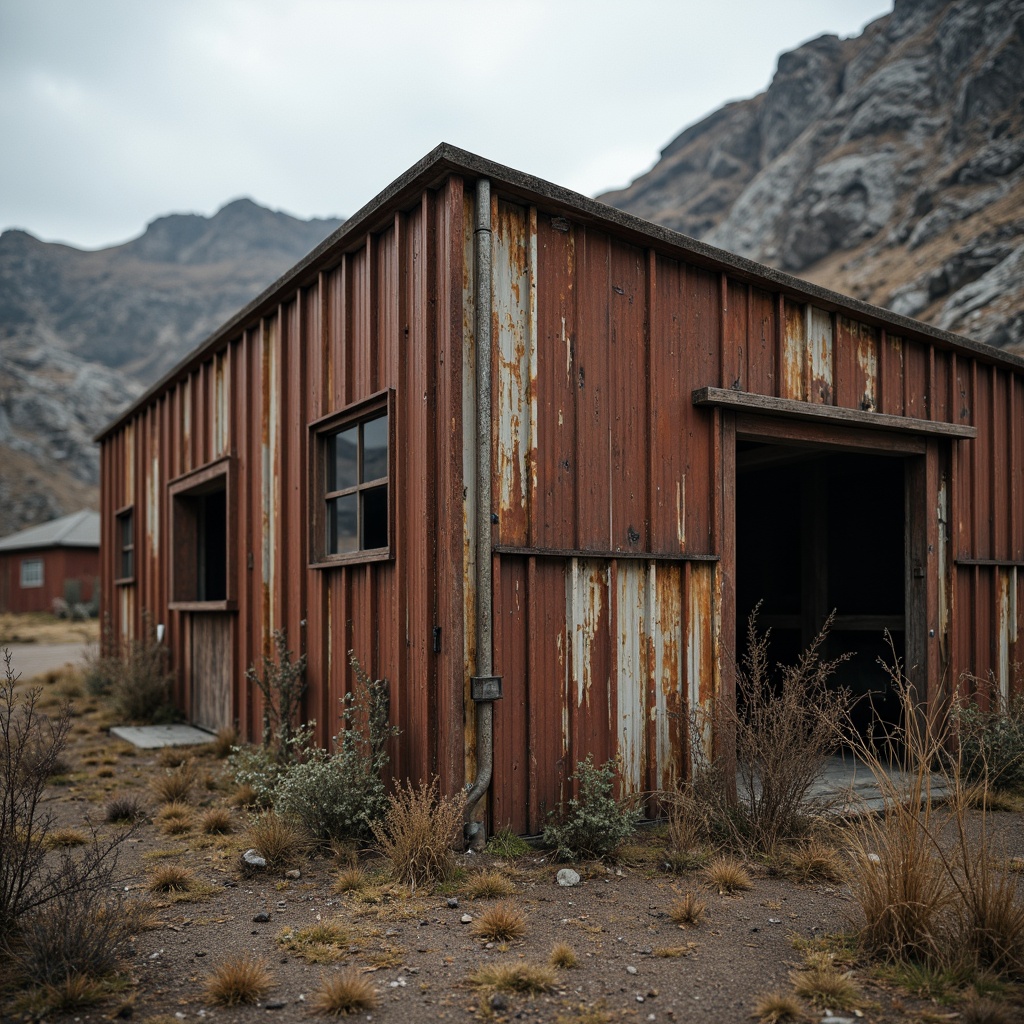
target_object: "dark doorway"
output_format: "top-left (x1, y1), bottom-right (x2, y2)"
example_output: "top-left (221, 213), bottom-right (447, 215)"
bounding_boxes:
top-left (736, 444), bottom-right (907, 747)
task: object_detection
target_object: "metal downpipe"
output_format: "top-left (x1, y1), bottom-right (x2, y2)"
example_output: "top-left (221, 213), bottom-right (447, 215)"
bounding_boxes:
top-left (464, 178), bottom-right (493, 850)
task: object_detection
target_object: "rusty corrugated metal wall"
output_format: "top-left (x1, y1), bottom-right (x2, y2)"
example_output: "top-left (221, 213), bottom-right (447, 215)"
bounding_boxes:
top-left (99, 150), bottom-right (1023, 837)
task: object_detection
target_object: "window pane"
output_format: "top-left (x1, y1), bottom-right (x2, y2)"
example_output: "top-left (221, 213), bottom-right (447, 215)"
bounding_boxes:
top-left (120, 512), bottom-right (133, 549)
top-left (329, 427), bottom-right (358, 491)
top-left (121, 548), bottom-right (134, 579)
top-left (20, 559), bottom-right (43, 588)
top-left (362, 485), bottom-right (388, 549)
top-left (328, 493), bottom-right (358, 554)
top-left (362, 414), bottom-right (388, 482)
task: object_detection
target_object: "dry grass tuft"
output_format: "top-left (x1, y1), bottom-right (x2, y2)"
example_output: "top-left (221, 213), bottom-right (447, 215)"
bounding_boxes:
top-left (960, 995), bottom-right (1017, 1024)
top-left (668, 891), bottom-right (708, 927)
top-left (39, 973), bottom-right (107, 1013)
top-left (464, 869), bottom-right (516, 900)
top-left (203, 954), bottom-right (273, 1006)
top-left (147, 863), bottom-right (203, 895)
top-left (157, 747), bottom-right (189, 768)
top-left (468, 961), bottom-right (557, 994)
top-left (211, 726), bottom-right (238, 759)
top-left (370, 778), bottom-right (466, 889)
top-left (199, 807), bottom-right (234, 835)
top-left (333, 865), bottom-right (370, 893)
top-left (471, 900), bottom-right (528, 942)
top-left (652, 942), bottom-right (699, 957)
top-left (156, 800), bottom-right (194, 835)
top-left (246, 810), bottom-right (312, 871)
top-left (231, 782), bottom-right (260, 808)
top-left (277, 921), bottom-right (350, 963)
top-left (752, 990), bottom-right (803, 1023)
top-left (785, 838), bottom-right (845, 883)
top-left (549, 942), bottom-right (578, 969)
top-left (790, 963), bottom-right (860, 1010)
top-left (42, 826), bottom-right (89, 848)
top-left (310, 969), bottom-right (378, 1015)
top-left (706, 856), bottom-right (753, 894)
top-left (150, 761), bottom-right (196, 804)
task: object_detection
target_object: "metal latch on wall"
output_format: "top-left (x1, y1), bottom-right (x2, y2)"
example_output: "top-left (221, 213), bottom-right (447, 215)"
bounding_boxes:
top-left (470, 675), bottom-right (503, 702)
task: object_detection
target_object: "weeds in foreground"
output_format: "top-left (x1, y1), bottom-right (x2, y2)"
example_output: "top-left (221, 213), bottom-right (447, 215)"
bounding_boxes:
top-left (150, 762), bottom-right (196, 804)
top-left (960, 994), bottom-right (1018, 1024)
top-left (203, 954), bottom-right (273, 1005)
top-left (106, 795), bottom-right (148, 823)
top-left (333, 866), bottom-right (369, 893)
top-left (147, 863), bottom-right (202, 894)
top-left (652, 942), bottom-right (699, 957)
top-left (706, 856), bottom-right (753, 894)
top-left (464, 869), bottom-right (516, 900)
top-left (486, 826), bottom-right (532, 859)
top-left (278, 921), bottom-right (349, 963)
top-left (790, 963), bottom-right (860, 1010)
top-left (467, 961), bottom-right (556, 994)
top-left (310, 969), bottom-right (378, 1015)
top-left (550, 942), bottom-right (578, 968)
top-left (668, 891), bottom-right (707, 927)
top-left (107, 617), bottom-right (177, 723)
top-left (472, 901), bottom-right (528, 942)
top-left (199, 807), bottom-right (234, 835)
top-left (42, 827), bottom-right (89, 848)
top-left (371, 779), bottom-right (465, 889)
top-left (752, 991), bottom-right (803, 1023)
top-left (245, 810), bottom-right (312, 871)
top-left (845, 646), bottom-right (1024, 976)
top-left (785, 838), bottom-right (846, 884)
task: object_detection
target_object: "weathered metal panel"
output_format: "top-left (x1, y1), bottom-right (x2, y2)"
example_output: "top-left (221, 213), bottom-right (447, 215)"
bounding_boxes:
top-left (533, 213), bottom-right (578, 550)
top-left (782, 299), bottom-right (806, 401)
top-left (806, 305), bottom-right (833, 405)
top-left (493, 200), bottom-right (533, 546)
top-left (616, 561), bottom-right (649, 794)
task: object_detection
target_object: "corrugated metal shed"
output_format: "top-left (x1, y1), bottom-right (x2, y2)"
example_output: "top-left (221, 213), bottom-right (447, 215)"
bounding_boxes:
top-left (97, 145), bottom-right (1024, 836)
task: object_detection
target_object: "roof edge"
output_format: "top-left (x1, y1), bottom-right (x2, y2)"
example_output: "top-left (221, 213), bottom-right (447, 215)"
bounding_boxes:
top-left (95, 143), bottom-right (1024, 441)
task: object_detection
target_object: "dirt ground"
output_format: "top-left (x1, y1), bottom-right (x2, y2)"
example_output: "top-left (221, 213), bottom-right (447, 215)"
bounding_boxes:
top-left (2, 637), bottom-right (1023, 1024)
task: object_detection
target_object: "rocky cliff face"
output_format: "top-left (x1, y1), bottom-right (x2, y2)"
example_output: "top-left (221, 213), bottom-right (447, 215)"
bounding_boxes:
top-left (0, 200), bottom-right (342, 536)
top-left (601, 0), bottom-right (1024, 357)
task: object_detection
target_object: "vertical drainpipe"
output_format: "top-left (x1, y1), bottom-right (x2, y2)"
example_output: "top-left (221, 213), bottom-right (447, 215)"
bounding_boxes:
top-left (464, 178), bottom-right (497, 849)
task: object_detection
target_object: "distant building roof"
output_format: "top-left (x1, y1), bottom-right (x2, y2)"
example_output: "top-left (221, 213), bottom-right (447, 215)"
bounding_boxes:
top-left (0, 510), bottom-right (100, 552)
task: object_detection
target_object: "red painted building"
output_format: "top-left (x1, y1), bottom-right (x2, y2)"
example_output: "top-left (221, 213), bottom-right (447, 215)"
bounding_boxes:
top-left (0, 510), bottom-right (100, 614)
top-left (96, 146), bottom-right (1023, 837)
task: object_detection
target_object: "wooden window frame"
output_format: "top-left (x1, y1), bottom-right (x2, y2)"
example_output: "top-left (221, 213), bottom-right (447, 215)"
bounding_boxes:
top-left (114, 505), bottom-right (135, 585)
top-left (168, 456), bottom-right (236, 611)
top-left (308, 389), bottom-right (395, 569)
top-left (20, 558), bottom-right (44, 589)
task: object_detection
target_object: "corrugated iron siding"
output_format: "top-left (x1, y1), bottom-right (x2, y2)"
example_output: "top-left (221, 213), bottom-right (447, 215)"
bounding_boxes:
top-left (100, 171), bottom-right (1023, 837)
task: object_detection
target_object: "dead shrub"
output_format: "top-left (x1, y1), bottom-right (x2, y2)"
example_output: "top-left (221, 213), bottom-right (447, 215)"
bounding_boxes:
top-left (310, 969), bottom-right (378, 1015)
top-left (245, 810), bottom-right (312, 871)
top-left (370, 778), bottom-right (465, 889)
top-left (663, 784), bottom-right (714, 871)
top-left (1, 650), bottom-right (135, 941)
top-left (107, 617), bottom-right (177, 723)
top-left (692, 608), bottom-right (851, 853)
top-left (203, 954), bottom-right (273, 1005)
top-left (472, 901), bottom-right (528, 942)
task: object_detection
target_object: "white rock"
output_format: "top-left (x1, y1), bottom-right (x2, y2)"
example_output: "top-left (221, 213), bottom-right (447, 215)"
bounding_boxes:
top-left (460, 913), bottom-right (473, 924)
top-left (556, 868), bottom-right (581, 887)
top-left (243, 848), bottom-right (267, 868)
top-left (626, 965), bottom-right (638, 975)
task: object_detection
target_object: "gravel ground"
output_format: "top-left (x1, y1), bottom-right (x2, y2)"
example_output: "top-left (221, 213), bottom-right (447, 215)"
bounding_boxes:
top-left (2, 661), bottom-right (1023, 1024)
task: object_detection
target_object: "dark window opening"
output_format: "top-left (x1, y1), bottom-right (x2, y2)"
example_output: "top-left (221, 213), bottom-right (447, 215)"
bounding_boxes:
top-left (170, 468), bottom-right (230, 606)
top-left (117, 508), bottom-right (134, 581)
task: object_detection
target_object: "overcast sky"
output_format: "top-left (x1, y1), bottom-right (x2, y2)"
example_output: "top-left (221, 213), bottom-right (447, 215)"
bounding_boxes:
top-left (1, 0), bottom-right (890, 251)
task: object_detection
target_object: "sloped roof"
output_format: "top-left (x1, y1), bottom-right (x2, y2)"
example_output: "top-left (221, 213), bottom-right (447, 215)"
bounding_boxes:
top-left (0, 510), bottom-right (100, 552)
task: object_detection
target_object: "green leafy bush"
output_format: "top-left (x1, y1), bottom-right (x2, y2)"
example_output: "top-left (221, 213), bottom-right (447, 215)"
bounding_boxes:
top-left (950, 692), bottom-right (1024, 791)
top-left (542, 756), bottom-right (641, 861)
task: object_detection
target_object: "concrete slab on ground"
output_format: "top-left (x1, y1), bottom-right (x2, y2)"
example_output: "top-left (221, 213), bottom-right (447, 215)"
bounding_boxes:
top-left (110, 724), bottom-right (215, 749)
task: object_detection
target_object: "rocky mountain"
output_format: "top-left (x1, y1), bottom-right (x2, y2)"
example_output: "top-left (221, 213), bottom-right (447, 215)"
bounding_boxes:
top-left (601, 0), bottom-right (1024, 356)
top-left (0, 200), bottom-right (342, 536)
